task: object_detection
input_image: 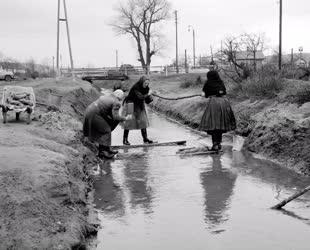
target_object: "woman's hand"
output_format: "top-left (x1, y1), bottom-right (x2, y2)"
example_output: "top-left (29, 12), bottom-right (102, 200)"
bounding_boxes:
top-left (148, 89), bottom-right (153, 95)
top-left (201, 92), bottom-right (205, 97)
top-left (125, 115), bottom-right (133, 121)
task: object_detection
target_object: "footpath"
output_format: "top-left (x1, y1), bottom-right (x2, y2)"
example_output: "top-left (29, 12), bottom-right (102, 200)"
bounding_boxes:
top-left (0, 78), bottom-right (100, 249)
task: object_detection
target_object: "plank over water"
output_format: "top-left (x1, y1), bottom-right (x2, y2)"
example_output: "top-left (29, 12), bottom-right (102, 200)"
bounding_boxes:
top-left (112, 140), bottom-right (186, 149)
top-left (176, 147), bottom-right (223, 156)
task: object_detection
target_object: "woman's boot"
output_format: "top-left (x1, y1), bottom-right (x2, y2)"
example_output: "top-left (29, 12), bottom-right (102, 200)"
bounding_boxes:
top-left (98, 145), bottom-right (114, 159)
top-left (141, 128), bottom-right (153, 144)
top-left (210, 132), bottom-right (219, 151)
top-left (123, 129), bottom-right (130, 145)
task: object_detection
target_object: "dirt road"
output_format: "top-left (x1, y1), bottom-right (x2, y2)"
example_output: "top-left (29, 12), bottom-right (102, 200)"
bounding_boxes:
top-left (0, 78), bottom-right (99, 249)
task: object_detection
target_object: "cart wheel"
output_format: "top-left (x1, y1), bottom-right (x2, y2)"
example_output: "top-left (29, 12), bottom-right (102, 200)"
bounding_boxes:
top-left (16, 112), bottom-right (20, 121)
top-left (3, 112), bottom-right (7, 124)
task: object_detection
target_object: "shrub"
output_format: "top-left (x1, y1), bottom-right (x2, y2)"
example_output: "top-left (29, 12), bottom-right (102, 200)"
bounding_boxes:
top-left (180, 76), bottom-right (204, 88)
top-left (230, 65), bottom-right (284, 98)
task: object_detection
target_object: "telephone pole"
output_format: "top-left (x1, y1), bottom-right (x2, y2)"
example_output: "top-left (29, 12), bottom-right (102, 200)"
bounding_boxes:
top-left (56, 0), bottom-right (75, 78)
top-left (279, 0), bottom-right (282, 70)
top-left (174, 10), bottom-right (179, 74)
top-left (185, 49), bottom-right (188, 73)
top-left (116, 50), bottom-right (119, 68)
top-left (188, 25), bottom-right (196, 68)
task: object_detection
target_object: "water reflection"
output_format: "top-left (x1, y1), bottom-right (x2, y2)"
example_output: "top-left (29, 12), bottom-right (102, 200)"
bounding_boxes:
top-left (123, 147), bottom-right (154, 214)
top-left (200, 155), bottom-right (237, 229)
top-left (93, 161), bottom-right (125, 217)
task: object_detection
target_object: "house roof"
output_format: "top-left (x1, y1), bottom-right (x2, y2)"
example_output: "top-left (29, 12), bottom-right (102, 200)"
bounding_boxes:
top-left (235, 51), bottom-right (265, 60)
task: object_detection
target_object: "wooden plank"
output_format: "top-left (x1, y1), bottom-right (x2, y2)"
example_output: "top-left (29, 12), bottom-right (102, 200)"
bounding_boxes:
top-left (271, 185), bottom-right (310, 210)
top-left (112, 140), bottom-right (186, 149)
top-left (177, 147), bottom-right (223, 156)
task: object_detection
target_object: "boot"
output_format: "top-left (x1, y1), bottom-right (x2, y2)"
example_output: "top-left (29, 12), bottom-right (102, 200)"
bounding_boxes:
top-left (98, 145), bottom-right (115, 159)
top-left (210, 133), bottom-right (219, 152)
top-left (123, 130), bottom-right (130, 145)
top-left (108, 147), bottom-right (118, 155)
top-left (141, 129), bottom-right (153, 144)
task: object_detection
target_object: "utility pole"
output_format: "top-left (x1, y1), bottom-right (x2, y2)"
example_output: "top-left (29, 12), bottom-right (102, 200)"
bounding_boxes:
top-left (174, 10), bottom-right (179, 74)
top-left (116, 50), bottom-right (119, 69)
top-left (185, 49), bottom-right (188, 73)
top-left (188, 26), bottom-right (196, 68)
top-left (279, 0), bottom-right (282, 70)
top-left (56, 0), bottom-right (60, 77)
top-left (56, 0), bottom-right (75, 78)
top-left (52, 56), bottom-right (55, 73)
top-left (291, 48), bottom-right (294, 66)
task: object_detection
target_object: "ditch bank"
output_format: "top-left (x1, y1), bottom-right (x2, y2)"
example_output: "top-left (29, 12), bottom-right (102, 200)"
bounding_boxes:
top-left (0, 78), bottom-right (101, 249)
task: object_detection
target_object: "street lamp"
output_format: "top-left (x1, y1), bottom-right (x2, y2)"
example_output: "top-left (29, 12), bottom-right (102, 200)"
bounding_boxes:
top-left (188, 25), bottom-right (196, 68)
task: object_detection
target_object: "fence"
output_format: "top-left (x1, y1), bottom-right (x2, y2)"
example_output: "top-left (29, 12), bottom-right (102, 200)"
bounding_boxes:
top-left (60, 65), bottom-right (211, 78)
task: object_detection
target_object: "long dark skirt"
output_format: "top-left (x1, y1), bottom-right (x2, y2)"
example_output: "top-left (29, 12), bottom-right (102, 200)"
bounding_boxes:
top-left (122, 102), bottom-right (149, 130)
top-left (199, 97), bottom-right (236, 133)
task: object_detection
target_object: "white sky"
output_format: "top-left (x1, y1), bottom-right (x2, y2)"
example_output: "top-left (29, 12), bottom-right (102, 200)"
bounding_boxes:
top-left (0, 0), bottom-right (310, 67)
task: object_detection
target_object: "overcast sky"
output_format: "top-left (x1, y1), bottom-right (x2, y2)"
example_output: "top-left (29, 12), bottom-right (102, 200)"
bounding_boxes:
top-left (1, 0), bottom-right (310, 67)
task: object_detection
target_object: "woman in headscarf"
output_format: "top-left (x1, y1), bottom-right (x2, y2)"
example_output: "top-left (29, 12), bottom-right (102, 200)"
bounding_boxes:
top-left (199, 70), bottom-right (236, 151)
top-left (83, 89), bottom-right (132, 159)
top-left (122, 76), bottom-right (153, 145)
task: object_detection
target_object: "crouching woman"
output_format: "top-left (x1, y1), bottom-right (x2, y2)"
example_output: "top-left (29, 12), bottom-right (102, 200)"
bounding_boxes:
top-left (83, 89), bottom-right (132, 159)
top-left (199, 70), bottom-right (236, 151)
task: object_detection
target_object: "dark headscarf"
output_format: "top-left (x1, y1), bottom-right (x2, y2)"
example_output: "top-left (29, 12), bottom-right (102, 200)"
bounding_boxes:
top-left (203, 70), bottom-right (226, 97)
top-left (124, 76), bottom-right (150, 108)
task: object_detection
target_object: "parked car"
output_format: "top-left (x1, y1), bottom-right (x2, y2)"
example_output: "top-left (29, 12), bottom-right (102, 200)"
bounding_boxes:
top-left (0, 68), bottom-right (14, 81)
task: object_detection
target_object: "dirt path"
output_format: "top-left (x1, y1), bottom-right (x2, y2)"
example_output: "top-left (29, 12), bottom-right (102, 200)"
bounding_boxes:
top-left (0, 78), bottom-right (100, 249)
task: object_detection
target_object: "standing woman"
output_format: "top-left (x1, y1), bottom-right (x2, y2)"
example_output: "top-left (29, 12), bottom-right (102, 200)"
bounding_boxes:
top-left (122, 76), bottom-right (153, 145)
top-left (199, 70), bottom-right (236, 151)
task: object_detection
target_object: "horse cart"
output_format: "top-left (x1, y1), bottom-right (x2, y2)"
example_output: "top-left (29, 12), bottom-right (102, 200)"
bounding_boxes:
top-left (1, 86), bottom-right (36, 124)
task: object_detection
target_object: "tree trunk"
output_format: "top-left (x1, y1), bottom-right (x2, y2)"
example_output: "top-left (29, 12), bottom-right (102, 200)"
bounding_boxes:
top-left (134, 30), bottom-right (147, 72)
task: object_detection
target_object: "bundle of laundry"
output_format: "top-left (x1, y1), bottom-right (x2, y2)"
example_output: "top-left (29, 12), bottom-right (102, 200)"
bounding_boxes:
top-left (6, 92), bottom-right (34, 107)
top-left (2, 86), bottom-right (36, 112)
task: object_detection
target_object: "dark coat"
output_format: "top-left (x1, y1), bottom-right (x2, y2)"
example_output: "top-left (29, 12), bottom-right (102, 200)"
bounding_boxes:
top-left (122, 77), bottom-right (152, 130)
top-left (202, 70), bottom-right (227, 97)
top-left (199, 71), bottom-right (236, 132)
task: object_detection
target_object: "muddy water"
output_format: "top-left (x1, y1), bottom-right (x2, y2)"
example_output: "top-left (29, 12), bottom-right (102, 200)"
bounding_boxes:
top-left (92, 111), bottom-right (310, 250)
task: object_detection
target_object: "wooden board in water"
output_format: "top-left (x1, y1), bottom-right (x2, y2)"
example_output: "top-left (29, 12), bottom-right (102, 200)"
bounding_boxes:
top-left (112, 140), bottom-right (186, 149)
top-left (177, 147), bottom-right (223, 156)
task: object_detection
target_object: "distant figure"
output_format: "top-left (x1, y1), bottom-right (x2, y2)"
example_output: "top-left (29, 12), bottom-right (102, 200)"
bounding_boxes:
top-left (199, 70), bottom-right (236, 151)
top-left (83, 89), bottom-right (132, 159)
top-left (122, 76), bottom-right (153, 145)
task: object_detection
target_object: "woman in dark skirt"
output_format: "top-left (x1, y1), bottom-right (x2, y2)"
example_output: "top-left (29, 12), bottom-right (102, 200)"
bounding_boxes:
top-left (122, 76), bottom-right (153, 145)
top-left (199, 70), bottom-right (236, 151)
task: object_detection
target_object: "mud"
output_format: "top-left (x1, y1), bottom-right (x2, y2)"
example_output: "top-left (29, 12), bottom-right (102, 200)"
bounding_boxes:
top-left (0, 78), bottom-right (100, 249)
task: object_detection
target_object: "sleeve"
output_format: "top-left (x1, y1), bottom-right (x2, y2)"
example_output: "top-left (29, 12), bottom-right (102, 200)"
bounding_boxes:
top-left (202, 82), bottom-right (208, 97)
top-left (111, 102), bottom-right (126, 121)
top-left (134, 90), bottom-right (148, 100)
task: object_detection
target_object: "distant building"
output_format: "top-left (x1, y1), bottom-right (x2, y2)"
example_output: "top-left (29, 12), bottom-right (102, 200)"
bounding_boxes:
top-left (235, 51), bottom-right (265, 68)
top-left (294, 57), bottom-right (308, 68)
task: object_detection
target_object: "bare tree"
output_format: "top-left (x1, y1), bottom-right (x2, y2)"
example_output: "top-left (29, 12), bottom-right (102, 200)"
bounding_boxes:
top-left (217, 33), bottom-right (266, 82)
top-left (110, 0), bottom-right (171, 74)
top-left (240, 33), bottom-right (266, 72)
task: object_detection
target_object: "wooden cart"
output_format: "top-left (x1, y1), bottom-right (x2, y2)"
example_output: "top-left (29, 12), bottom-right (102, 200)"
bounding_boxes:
top-left (1, 86), bottom-right (36, 124)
